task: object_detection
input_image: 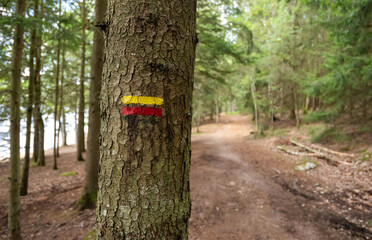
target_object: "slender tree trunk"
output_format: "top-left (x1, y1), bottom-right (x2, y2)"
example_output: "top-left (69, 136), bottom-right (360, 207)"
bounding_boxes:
top-left (32, 119), bottom-right (38, 163)
top-left (35, 6), bottom-right (45, 166)
top-left (209, 103), bottom-right (213, 120)
top-left (20, 0), bottom-right (38, 195)
top-left (251, 79), bottom-right (259, 131)
top-left (53, 0), bottom-right (62, 170)
top-left (61, 108), bottom-right (67, 146)
top-left (197, 102), bottom-right (201, 133)
top-left (268, 82), bottom-right (274, 125)
top-left (78, 0), bottom-right (106, 210)
top-left (77, 0), bottom-right (86, 161)
top-left (96, 1), bottom-right (197, 238)
top-left (32, 4), bottom-right (42, 162)
top-left (305, 95), bottom-right (310, 112)
top-left (57, 47), bottom-right (65, 157)
top-left (38, 118), bottom-right (45, 166)
top-left (290, 85), bottom-right (296, 120)
top-left (215, 95), bottom-right (219, 124)
top-left (293, 84), bottom-right (300, 129)
top-left (9, 0), bottom-right (26, 237)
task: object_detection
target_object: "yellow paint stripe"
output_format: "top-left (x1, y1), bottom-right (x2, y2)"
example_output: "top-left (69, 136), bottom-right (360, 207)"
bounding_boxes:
top-left (121, 96), bottom-right (164, 105)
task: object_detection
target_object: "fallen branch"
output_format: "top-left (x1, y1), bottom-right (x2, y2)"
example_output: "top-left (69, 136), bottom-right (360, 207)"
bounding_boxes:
top-left (311, 144), bottom-right (355, 159)
top-left (289, 139), bottom-right (339, 166)
top-left (277, 146), bottom-right (318, 157)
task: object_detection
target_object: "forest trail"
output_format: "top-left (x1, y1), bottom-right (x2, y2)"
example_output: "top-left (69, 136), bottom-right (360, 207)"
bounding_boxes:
top-left (0, 114), bottom-right (370, 240)
top-left (189, 115), bottom-right (370, 240)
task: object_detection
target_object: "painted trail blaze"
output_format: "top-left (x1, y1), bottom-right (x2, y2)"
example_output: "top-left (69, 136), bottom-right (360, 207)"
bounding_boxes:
top-left (122, 107), bottom-right (162, 117)
top-left (121, 96), bottom-right (164, 105)
top-left (121, 96), bottom-right (163, 117)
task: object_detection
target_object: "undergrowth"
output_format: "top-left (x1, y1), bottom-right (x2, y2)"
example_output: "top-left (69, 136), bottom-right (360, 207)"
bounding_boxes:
top-left (60, 171), bottom-right (77, 177)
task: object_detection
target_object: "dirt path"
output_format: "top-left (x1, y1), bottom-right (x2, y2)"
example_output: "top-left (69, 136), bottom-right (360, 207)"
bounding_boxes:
top-left (0, 114), bottom-right (370, 239)
top-left (189, 115), bottom-right (370, 240)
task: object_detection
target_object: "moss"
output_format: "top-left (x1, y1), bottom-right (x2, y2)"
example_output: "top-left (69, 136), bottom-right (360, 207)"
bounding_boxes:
top-left (60, 171), bottom-right (77, 177)
top-left (77, 191), bottom-right (98, 210)
top-left (367, 219), bottom-right (372, 228)
top-left (83, 228), bottom-right (95, 240)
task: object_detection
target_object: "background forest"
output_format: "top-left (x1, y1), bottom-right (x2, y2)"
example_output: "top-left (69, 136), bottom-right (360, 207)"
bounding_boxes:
top-left (1, 0), bottom-right (372, 239)
top-left (1, 0), bottom-right (372, 160)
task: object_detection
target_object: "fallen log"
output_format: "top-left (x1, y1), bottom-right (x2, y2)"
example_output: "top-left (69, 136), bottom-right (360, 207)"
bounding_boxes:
top-left (277, 146), bottom-right (318, 157)
top-left (289, 139), bottom-right (339, 166)
top-left (311, 144), bottom-right (355, 159)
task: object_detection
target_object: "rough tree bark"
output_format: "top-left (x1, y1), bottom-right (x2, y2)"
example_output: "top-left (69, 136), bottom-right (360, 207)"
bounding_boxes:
top-left (78, 0), bottom-right (106, 210)
top-left (9, 0), bottom-right (26, 237)
top-left (77, 0), bottom-right (86, 161)
top-left (20, 0), bottom-right (38, 196)
top-left (96, 1), bottom-right (197, 239)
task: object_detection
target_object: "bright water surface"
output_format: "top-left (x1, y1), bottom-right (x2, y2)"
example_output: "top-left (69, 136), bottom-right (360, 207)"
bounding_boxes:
top-left (0, 113), bottom-right (85, 159)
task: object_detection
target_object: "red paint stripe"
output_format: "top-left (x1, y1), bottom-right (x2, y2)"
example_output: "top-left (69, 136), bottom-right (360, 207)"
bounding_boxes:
top-left (122, 107), bottom-right (162, 117)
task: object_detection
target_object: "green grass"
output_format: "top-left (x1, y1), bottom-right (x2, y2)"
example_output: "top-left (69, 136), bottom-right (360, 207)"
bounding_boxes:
top-left (360, 123), bottom-right (372, 134)
top-left (83, 229), bottom-right (95, 240)
top-left (303, 123), bottom-right (327, 136)
top-left (225, 111), bottom-right (240, 115)
top-left (361, 152), bottom-right (371, 161)
top-left (192, 131), bottom-right (205, 136)
top-left (267, 127), bottom-right (290, 137)
top-left (311, 127), bottom-right (351, 143)
top-left (60, 171), bottom-right (77, 177)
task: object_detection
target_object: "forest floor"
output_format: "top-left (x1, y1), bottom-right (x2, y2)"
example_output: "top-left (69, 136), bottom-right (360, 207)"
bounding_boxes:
top-left (0, 114), bottom-right (371, 240)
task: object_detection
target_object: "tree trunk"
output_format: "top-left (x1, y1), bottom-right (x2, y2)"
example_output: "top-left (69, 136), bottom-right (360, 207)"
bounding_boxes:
top-left (293, 84), bottom-right (300, 129)
top-left (61, 108), bottom-right (67, 146)
top-left (268, 82), bottom-right (274, 125)
top-left (197, 102), bottom-right (201, 133)
top-left (215, 95), bottom-right (219, 124)
top-left (57, 46), bottom-right (65, 157)
top-left (32, 2), bottom-right (43, 162)
top-left (35, 6), bottom-right (45, 166)
top-left (96, 1), bottom-right (197, 239)
top-left (20, 0), bottom-right (38, 196)
top-left (209, 103), bottom-right (213, 120)
top-left (9, 0), bottom-right (26, 237)
top-left (251, 79), bottom-right (259, 131)
top-left (78, 0), bottom-right (106, 210)
top-left (290, 85), bottom-right (296, 120)
top-left (53, 0), bottom-right (62, 170)
top-left (77, 0), bottom-right (86, 161)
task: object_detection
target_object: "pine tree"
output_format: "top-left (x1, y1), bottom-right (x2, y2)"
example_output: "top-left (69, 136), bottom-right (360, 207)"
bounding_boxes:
top-left (76, 0), bottom-right (86, 161)
top-left (78, 0), bottom-right (106, 210)
top-left (9, 0), bottom-right (26, 237)
top-left (96, 1), bottom-right (197, 238)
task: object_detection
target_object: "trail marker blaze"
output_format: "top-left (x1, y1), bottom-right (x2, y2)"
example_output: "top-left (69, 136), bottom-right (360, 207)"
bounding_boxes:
top-left (121, 96), bottom-right (164, 105)
top-left (122, 107), bottom-right (162, 117)
top-left (121, 96), bottom-right (163, 117)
